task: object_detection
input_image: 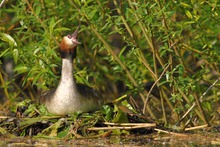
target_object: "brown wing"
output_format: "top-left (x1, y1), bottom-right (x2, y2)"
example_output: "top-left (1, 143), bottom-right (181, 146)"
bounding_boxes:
top-left (38, 87), bottom-right (56, 104)
top-left (75, 83), bottom-right (106, 107)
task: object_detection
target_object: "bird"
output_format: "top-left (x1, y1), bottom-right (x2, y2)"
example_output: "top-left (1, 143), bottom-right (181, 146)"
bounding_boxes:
top-left (39, 25), bottom-right (105, 115)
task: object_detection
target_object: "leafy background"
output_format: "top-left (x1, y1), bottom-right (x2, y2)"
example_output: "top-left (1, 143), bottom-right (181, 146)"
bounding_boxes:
top-left (0, 0), bottom-right (220, 136)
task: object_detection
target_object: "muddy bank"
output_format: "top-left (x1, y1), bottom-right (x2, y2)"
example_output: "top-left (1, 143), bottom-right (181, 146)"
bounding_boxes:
top-left (1, 132), bottom-right (220, 146)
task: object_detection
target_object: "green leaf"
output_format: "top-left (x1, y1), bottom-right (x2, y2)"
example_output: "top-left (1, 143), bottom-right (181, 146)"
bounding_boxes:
top-left (0, 127), bottom-right (7, 135)
top-left (73, 0), bottom-right (81, 6)
top-left (54, 27), bottom-right (71, 32)
top-left (20, 117), bottom-right (44, 128)
top-left (32, 71), bottom-right (44, 85)
top-left (119, 46), bottom-right (127, 58)
top-left (0, 33), bottom-right (17, 47)
top-left (180, 2), bottom-right (192, 8)
top-left (13, 49), bottom-right (19, 64)
top-left (88, 9), bottom-right (97, 19)
top-left (14, 65), bottom-right (28, 74)
top-left (185, 10), bottom-right (193, 19)
top-left (42, 118), bottom-right (65, 137)
top-left (0, 48), bottom-right (10, 57)
top-left (49, 18), bottom-right (63, 34)
top-left (35, 5), bottom-right (41, 16)
top-left (112, 109), bottom-right (128, 123)
top-left (102, 105), bottom-right (113, 121)
top-left (38, 105), bottom-right (51, 116)
top-left (17, 99), bottom-right (32, 107)
top-left (121, 100), bottom-right (135, 112)
top-left (112, 129), bottom-right (122, 135)
top-left (24, 104), bottom-right (37, 115)
top-left (57, 126), bottom-right (70, 138)
top-left (112, 105), bottom-right (128, 123)
top-left (49, 17), bottom-right (55, 34)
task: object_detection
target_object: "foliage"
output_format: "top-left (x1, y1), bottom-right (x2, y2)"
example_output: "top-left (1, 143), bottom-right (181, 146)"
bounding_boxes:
top-left (0, 0), bottom-right (220, 137)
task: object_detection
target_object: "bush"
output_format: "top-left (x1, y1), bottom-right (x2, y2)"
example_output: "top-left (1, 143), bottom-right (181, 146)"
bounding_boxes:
top-left (1, 0), bottom-right (220, 128)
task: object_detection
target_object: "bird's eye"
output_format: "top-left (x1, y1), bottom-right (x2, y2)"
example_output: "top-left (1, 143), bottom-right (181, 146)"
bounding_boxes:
top-left (67, 35), bottom-right (71, 39)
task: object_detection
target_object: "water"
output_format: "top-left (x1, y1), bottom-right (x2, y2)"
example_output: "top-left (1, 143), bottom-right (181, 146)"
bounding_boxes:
top-left (1, 132), bottom-right (220, 146)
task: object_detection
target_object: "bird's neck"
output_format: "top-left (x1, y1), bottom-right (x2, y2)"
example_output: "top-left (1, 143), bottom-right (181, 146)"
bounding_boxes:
top-left (60, 55), bottom-right (74, 84)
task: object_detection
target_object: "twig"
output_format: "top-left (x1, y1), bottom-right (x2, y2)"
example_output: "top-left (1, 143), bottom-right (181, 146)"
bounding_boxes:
top-left (177, 78), bottom-right (220, 125)
top-left (185, 124), bottom-right (208, 131)
top-left (154, 128), bottom-right (188, 137)
top-left (88, 124), bottom-right (156, 131)
top-left (103, 122), bottom-right (156, 126)
top-left (0, 116), bottom-right (14, 119)
top-left (143, 63), bottom-right (170, 114)
top-left (0, 0), bottom-right (6, 8)
top-left (88, 122), bottom-right (156, 131)
top-left (198, 78), bottom-right (220, 101)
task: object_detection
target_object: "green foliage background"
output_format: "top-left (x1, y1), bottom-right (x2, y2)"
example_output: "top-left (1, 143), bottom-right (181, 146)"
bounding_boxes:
top-left (0, 0), bottom-right (220, 129)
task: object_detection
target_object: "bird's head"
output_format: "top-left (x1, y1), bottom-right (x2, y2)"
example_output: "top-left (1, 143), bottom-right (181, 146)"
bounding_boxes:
top-left (60, 25), bottom-right (81, 58)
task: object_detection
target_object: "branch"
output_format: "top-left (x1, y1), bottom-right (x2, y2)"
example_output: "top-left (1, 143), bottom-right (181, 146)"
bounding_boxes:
top-left (0, 0), bottom-right (6, 8)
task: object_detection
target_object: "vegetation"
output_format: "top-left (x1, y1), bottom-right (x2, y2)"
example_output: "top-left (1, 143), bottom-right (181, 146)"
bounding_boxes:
top-left (0, 0), bottom-right (220, 138)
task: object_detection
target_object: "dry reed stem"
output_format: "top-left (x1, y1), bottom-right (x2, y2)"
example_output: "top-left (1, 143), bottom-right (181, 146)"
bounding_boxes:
top-left (104, 122), bottom-right (156, 126)
top-left (0, 116), bottom-right (13, 119)
top-left (88, 122), bottom-right (156, 131)
top-left (88, 125), bottom-right (155, 131)
top-left (154, 128), bottom-right (188, 137)
top-left (185, 124), bottom-right (208, 131)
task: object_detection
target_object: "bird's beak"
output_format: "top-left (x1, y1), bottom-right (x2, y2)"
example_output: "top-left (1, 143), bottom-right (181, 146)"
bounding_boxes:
top-left (71, 25), bottom-right (81, 44)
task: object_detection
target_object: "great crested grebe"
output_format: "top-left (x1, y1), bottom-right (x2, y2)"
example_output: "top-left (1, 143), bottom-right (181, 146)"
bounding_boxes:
top-left (39, 26), bottom-right (105, 115)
